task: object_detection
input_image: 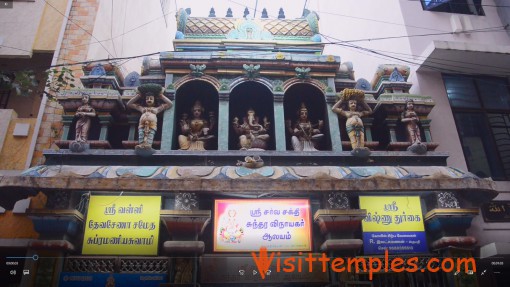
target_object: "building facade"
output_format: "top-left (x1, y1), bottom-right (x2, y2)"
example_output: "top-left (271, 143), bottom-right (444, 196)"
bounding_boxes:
top-left (1, 1), bottom-right (509, 287)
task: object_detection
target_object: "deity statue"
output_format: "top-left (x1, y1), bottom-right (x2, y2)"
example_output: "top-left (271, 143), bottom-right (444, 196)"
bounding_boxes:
top-left (401, 99), bottom-right (421, 144)
top-left (286, 103), bottom-right (324, 151)
top-left (401, 99), bottom-right (427, 154)
top-left (74, 94), bottom-right (96, 143)
top-left (232, 108), bottom-right (270, 150)
top-left (127, 84), bottom-right (172, 154)
top-left (178, 100), bottom-right (215, 151)
top-left (332, 89), bottom-right (372, 153)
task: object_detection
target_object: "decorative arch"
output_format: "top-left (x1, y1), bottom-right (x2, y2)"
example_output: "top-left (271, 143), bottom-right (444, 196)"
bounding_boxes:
top-left (283, 83), bottom-right (330, 151)
top-left (229, 76), bottom-right (274, 93)
top-left (173, 75), bottom-right (221, 92)
top-left (173, 79), bottom-right (220, 150)
top-left (229, 80), bottom-right (275, 150)
top-left (282, 78), bottom-right (327, 94)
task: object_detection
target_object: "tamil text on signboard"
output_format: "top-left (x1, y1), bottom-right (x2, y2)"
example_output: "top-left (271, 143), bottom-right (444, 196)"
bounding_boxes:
top-left (82, 196), bottom-right (161, 255)
top-left (214, 199), bottom-right (311, 252)
top-left (359, 196), bottom-right (427, 254)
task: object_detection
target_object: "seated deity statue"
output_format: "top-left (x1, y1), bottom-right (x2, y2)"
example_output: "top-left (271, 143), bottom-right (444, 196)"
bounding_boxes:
top-left (286, 103), bottom-right (324, 151)
top-left (178, 100), bottom-right (215, 151)
top-left (232, 108), bottom-right (270, 150)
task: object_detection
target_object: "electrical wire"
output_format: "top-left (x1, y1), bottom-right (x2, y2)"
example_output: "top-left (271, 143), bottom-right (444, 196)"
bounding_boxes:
top-left (42, 0), bottom-right (115, 61)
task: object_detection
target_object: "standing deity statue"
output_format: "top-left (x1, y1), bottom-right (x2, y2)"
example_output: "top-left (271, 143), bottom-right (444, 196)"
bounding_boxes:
top-left (401, 99), bottom-right (421, 144)
top-left (332, 89), bottom-right (372, 154)
top-left (286, 103), bottom-right (324, 151)
top-left (74, 94), bottom-right (96, 143)
top-left (401, 99), bottom-right (427, 154)
top-left (178, 100), bottom-right (215, 150)
top-left (69, 94), bottom-right (96, 152)
top-left (232, 108), bottom-right (270, 150)
top-left (127, 84), bottom-right (172, 154)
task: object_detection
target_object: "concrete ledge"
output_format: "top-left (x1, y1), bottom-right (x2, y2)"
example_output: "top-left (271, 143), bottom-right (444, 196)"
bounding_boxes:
top-left (320, 239), bottom-right (363, 251)
top-left (163, 241), bottom-right (205, 255)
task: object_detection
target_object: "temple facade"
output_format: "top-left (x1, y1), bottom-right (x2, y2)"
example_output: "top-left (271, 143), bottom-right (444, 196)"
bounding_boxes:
top-left (0, 3), bottom-right (507, 287)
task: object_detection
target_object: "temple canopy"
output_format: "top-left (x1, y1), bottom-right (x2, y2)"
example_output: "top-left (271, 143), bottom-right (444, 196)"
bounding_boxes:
top-left (174, 8), bottom-right (323, 54)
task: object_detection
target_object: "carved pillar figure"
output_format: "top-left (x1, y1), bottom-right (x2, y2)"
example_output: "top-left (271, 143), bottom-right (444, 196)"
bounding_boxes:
top-left (332, 89), bottom-right (372, 156)
top-left (127, 84), bottom-right (173, 155)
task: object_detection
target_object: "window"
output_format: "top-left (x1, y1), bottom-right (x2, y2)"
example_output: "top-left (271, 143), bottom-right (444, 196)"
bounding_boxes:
top-left (422, 0), bottom-right (484, 16)
top-left (444, 75), bottom-right (510, 180)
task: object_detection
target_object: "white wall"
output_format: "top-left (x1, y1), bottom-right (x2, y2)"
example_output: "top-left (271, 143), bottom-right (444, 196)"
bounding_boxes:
top-left (399, 0), bottom-right (510, 57)
top-left (0, 0), bottom-right (46, 57)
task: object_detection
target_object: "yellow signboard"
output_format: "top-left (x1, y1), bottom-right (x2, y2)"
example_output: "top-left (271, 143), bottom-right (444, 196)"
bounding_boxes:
top-left (82, 196), bottom-right (161, 255)
top-left (359, 196), bottom-right (425, 232)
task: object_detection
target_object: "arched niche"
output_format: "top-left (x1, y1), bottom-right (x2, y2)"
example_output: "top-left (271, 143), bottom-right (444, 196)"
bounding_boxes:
top-left (173, 80), bottom-right (219, 150)
top-left (283, 83), bottom-right (331, 151)
top-left (67, 116), bottom-right (101, 142)
top-left (229, 82), bottom-right (275, 150)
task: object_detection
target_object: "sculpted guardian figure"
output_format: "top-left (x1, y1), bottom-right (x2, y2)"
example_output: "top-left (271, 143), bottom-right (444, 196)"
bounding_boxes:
top-left (332, 88), bottom-right (372, 156)
top-left (127, 84), bottom-right (172, 154)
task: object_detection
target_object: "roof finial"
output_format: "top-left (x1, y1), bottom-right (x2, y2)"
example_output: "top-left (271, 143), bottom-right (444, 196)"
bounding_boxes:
top-left (226, 7), bottom-right (233, 17)
top-left (208, 7), bottom-right (216, 17)
top-left (261, 8), bottom-right (268, 18)
top-left (185, 8), bottom-right (191, 15)
top-left (278, 8), bottom-right (285, 19)
top-left (243, 7), bottom-right (250, 18)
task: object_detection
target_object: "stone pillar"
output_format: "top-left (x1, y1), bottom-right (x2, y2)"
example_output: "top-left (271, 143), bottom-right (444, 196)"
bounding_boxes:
top-left (385, 118), bottom-right (398, 142)
top-left (421, 119), bottom-right (432, 142)
top-left (127, 115), bottom-right (139, 141)
top-left (161, 91), bottom-right (176, 151)
top-left (273, 93), bottom-right (286, 151)
top-left (98, 115), bottom-right (112, 141)
top-left (326, 94), bottom-right (342, 152)
top-left (363, 117), bottom-right (374, 142)
top-left (218, 92), bottom-right (230, 151)
top-left (61, 115), bottom-right (74, 140)
top-left (315, 192), bottom-right (365, 285)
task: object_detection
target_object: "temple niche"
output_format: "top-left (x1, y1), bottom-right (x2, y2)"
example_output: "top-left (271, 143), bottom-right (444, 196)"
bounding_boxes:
top-left (229, 82), bottom-right (275, 151)
top-left (173, 80), bottom-right (219, 151)
top-left (284, 83), bottom-right (330, 151)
